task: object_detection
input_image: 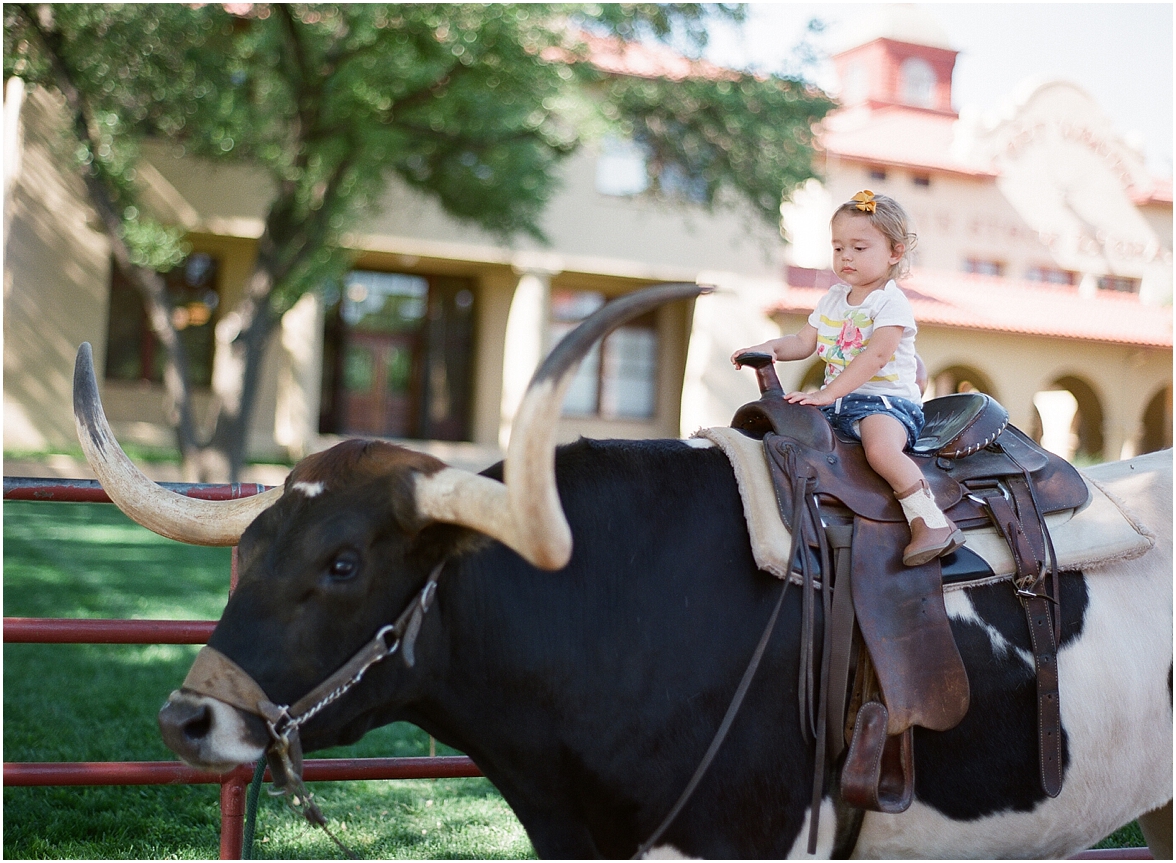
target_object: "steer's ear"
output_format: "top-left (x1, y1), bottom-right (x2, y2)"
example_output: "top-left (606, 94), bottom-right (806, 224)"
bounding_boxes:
top-left (408, 521), bottom-right (491, 567)
top-left (386, 467), bottom-right (489, 561)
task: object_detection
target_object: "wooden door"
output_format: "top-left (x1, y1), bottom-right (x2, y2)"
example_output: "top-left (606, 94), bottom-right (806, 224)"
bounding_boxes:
top-left (340, 330), bottom-right (419, 438)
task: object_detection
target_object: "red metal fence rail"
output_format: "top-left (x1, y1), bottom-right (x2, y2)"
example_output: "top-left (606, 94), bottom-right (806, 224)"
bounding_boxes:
top-left (3, 476), bottom-right (481, 859)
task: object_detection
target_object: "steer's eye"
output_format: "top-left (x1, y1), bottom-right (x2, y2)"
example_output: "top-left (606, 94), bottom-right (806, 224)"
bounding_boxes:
top-left (327, 549), bottom-right (360, 581)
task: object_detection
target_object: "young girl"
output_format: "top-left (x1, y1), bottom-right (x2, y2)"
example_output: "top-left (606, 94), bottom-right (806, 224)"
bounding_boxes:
top-left (732, 190), bottom-right (962, 566)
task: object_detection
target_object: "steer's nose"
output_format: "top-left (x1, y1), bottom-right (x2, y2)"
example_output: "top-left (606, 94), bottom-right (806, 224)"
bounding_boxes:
top-left (158, 692), bottom-right (212, 763)
top-left (157, 689), bottom-right (267, 770)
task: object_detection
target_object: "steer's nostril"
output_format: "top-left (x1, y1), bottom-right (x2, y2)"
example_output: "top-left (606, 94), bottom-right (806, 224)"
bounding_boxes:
top-left (183, 704), bottom-right (212, 741)
top-left (159, 696), bottom-right (215, 759)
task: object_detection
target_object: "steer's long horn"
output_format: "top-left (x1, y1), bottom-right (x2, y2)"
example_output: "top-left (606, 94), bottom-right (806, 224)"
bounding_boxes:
top-left (413, 282), bottom-right (708, 570)
top-left (72, 343), bottom-right (284, 546)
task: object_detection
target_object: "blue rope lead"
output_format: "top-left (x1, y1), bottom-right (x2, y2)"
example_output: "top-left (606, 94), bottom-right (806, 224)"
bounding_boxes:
top-left (242, 757), bottom-right (267, 859)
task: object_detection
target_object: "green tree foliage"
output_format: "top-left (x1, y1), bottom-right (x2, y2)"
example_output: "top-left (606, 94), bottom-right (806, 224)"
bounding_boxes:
top-left (4, 3), bottom-right (832, 480)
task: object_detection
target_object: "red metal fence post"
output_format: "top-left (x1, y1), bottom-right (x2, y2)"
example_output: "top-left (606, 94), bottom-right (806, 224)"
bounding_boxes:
top-left (220, 773), bottom-right (248, 860)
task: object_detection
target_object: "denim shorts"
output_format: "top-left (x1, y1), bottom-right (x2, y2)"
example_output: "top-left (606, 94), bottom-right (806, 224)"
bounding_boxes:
top-left (820, 393), bottom-right (925, 449)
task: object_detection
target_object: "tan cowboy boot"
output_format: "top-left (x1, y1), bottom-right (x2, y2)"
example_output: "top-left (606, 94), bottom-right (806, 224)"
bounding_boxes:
top-left (897, 479), bottom-right (965, 566)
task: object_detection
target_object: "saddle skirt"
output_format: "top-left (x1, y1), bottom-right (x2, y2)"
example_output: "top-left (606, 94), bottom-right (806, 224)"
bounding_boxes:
top-left (692, 425), bottom-right (1155, 586)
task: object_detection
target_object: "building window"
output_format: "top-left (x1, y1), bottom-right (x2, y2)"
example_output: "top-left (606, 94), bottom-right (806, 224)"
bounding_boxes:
top-left (868, 167), bottom-right (887, 182)
top-left (656, 162), bottom-right (709, 204)
top-left (912, 174), bottom-right (931, 188)
top-left (550, 289), bottom-right (658, 420)
top-left (104, 252), bottom-right (220, 386)
top-left (1025, 266), bottom-right (1076, 286)
top-left (900, 57), bottom-right (936, 108)
top-left (319, 271), bottom-right (475, 441)
top-left (1097, 275), bottom-right (1141, 294)
top-left (963, 258), bottom-right (1003, 277)
top-left (596, 136), bottom-right (650, 197)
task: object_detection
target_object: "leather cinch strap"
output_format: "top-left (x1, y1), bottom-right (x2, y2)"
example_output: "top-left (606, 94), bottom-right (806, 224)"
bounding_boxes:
top-left (971, 487), bottom-right (1063, 798)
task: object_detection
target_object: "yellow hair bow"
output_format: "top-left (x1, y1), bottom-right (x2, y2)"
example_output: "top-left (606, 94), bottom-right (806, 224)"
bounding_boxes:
top-left (851, 190), bottom-right (876, 213)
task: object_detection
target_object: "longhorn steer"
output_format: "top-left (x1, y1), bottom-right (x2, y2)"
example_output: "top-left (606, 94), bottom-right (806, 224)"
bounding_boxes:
top-left (74, 285), bottom-right (1171, 859)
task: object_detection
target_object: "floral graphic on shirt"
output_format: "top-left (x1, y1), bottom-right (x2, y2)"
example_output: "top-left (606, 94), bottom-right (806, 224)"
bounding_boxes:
top-left (817, 309), bottom-right (873, 386)
top-left (836, 319), bottom-right (865, 354)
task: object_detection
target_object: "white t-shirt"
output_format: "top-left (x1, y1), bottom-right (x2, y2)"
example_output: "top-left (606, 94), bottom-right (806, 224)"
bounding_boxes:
top-left (806, 280), bottom-right (921, 402)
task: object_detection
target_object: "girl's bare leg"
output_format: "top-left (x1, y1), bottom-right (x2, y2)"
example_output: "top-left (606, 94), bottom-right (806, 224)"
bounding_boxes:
top-left (858, 413), bottom-right (921, 493)
top-left (859, 413), bottom-right (963, 565)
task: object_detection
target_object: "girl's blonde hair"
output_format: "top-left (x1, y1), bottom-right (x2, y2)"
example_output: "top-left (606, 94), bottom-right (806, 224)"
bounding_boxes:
top-left (833, 191), bottom-right (918, 279)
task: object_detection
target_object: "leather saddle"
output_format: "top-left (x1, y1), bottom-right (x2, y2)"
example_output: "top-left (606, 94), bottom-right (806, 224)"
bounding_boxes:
top-left (731, 388), bottom-right (1089, 531)
top-left (730, 353), bottom-right (1087, 825)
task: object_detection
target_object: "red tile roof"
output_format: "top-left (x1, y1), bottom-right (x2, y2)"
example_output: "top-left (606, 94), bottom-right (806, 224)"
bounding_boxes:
top-left (1130, 177), bottom-right (1173, 206)
top-left (818, 105), bottom-right (996, 178)
top-left (771, 268), bottom-right (1172, 348)
top-left (550, 32), bottom-right (738, 82)
top-left (593, 37), bottom-right (731, 82)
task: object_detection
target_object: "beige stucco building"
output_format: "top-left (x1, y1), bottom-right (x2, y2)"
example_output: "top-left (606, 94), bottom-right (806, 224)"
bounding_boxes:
top-left (4, 71), bottom-right (786, 470)
top-left (3, 7), bottom-right (1171, 471)
top-left (775, 6), bottom-right (1171, 462)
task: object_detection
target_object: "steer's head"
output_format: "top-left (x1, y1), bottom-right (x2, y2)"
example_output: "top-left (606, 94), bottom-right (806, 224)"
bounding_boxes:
top-left (71, 283), bottom-right (704, 773)
top-left (158, 440), bottom-right (488, 770)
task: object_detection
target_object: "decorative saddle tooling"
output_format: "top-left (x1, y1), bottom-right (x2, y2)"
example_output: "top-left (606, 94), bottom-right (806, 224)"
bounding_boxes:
top-left (700, 353), bottom-right (1154, 849)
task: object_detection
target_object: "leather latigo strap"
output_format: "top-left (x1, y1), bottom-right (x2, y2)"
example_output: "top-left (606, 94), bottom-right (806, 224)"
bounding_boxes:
top-left (824, 524), bottom-right (856, 764)
top-left (1023, 593), bottom-right (1063, 797)
top-left (971, 488), bottom-right (1064, 797)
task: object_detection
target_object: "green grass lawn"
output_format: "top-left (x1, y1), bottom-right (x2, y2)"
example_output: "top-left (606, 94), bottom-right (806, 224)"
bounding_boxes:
top-left (3, 500), bottom-right (1147, 858)
top-left (3, 500), bottom-right (533, 859)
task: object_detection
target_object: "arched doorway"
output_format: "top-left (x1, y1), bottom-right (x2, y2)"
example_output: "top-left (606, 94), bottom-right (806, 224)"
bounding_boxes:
top-left (1030, 376), bottom-right (1104, 463)
top-left (925, 365), bottom-right (997, 400)
top-left (1139, 385), bottom-right (1173, 454)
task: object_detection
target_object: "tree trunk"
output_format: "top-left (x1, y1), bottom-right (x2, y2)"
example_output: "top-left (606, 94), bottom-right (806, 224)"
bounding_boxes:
top-left (202, 188), bottom-right (334, 481)
top-left (203, 226), bottom-right (285, 482)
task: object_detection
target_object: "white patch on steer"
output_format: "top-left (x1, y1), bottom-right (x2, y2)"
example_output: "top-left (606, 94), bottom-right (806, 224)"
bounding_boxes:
top-left (293, 480), bottom-right (326, 498)
top-left (942, 590), bottom-right (1034, 669)
top-left (641, 845), bottom-right (697, 859)
top-left (200, 698), bottom-right (267, 765)
top-left (785, 798), bottom-right (836, 858)
top-left (853, 455), bottom-right (1172, 859)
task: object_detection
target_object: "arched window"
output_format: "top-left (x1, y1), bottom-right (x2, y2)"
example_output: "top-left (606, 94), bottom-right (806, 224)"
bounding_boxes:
top-left (900, 57), bottom-right (936, 108)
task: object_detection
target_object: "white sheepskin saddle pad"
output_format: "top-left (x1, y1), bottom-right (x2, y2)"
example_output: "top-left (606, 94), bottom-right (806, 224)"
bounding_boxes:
top-left (692, 426), bottom-right (1154, 587)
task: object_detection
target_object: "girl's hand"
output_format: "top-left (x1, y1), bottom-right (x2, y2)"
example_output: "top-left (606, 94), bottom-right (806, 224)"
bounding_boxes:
top-left (785, 389), bottom-right (834, 407)
top-left (731, 344), bottom-right (773, 367)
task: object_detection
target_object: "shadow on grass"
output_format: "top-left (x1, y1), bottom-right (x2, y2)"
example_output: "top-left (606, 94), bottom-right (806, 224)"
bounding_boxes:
top-left (4, 501), bottom-right (233, 620)
top-left (4, 642), bottom-right (533, 859)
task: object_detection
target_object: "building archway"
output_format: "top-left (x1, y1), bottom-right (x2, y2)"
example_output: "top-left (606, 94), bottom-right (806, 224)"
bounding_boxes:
top-left (1139, 385), bottom-right (1173, 454)
top-left (926, 364), bottom-right (997, 400)
top-left (1030, 375), bottom-right (1105, 462)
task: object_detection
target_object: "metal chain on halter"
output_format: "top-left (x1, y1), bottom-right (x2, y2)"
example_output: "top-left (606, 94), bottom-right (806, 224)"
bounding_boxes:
top-left (268, 564), bottom-right (443, 745)
top-left (268, 623), bottom-right (401, 743)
